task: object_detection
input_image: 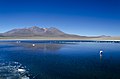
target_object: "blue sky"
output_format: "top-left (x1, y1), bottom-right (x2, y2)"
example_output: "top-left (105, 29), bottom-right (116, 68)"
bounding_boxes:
top-left (0, 0), bottom-right (120, 36)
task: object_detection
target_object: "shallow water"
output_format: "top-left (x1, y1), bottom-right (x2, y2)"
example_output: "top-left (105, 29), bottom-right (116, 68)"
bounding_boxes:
top-left (0, 40), bottom-right (120, 79)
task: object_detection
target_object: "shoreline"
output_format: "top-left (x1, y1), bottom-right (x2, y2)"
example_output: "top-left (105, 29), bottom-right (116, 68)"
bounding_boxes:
top-left (0, 37), bottom-right (120, 42)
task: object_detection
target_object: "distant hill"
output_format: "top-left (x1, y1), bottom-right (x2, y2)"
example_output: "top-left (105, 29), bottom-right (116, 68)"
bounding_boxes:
top-left (0, 26), bottom-right (84, 37)
top-left (98, 35), bottom-right (111, 37)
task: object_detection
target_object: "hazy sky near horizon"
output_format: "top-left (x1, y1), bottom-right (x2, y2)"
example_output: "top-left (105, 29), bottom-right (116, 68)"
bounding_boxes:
top-left (0, 0), bottom-right (120, 36)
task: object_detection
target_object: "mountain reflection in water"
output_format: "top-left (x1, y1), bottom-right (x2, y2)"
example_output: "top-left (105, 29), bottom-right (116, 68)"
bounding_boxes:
top-left (10, 42), bottom-right (66, 52)
top-left (24, 44), bottom-right (64, 52)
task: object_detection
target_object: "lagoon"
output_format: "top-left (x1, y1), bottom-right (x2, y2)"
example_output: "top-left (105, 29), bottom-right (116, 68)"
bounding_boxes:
top-left (0, 40), bottom-right (120, 79)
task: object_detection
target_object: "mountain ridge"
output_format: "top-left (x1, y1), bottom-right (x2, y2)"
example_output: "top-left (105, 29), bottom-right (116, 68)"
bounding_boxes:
top-left (0, 26), bottom-right (111, 38)
top-left (0, 26), bottom-right (83, 37)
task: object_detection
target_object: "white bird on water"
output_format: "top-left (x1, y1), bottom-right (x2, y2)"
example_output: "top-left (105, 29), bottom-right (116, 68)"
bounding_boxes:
top-left (32, 44), bottom-right (35, 47)
top-left (100, 50), bottom-right (103, 54)
top-left (100, 50), bottom-right (103, 57)
top-left (99, 50), bottom-right (103, 62)
top-left (16, 41), bottom-right (21, 43)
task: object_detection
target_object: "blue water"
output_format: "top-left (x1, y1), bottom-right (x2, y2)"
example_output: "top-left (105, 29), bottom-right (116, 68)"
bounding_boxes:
top-left (0, 40), bottom-right (120, 79)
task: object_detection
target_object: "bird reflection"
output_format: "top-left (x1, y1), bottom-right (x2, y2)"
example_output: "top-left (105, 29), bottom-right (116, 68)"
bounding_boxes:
top-left (100, 53), bottom-right (102, 62)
